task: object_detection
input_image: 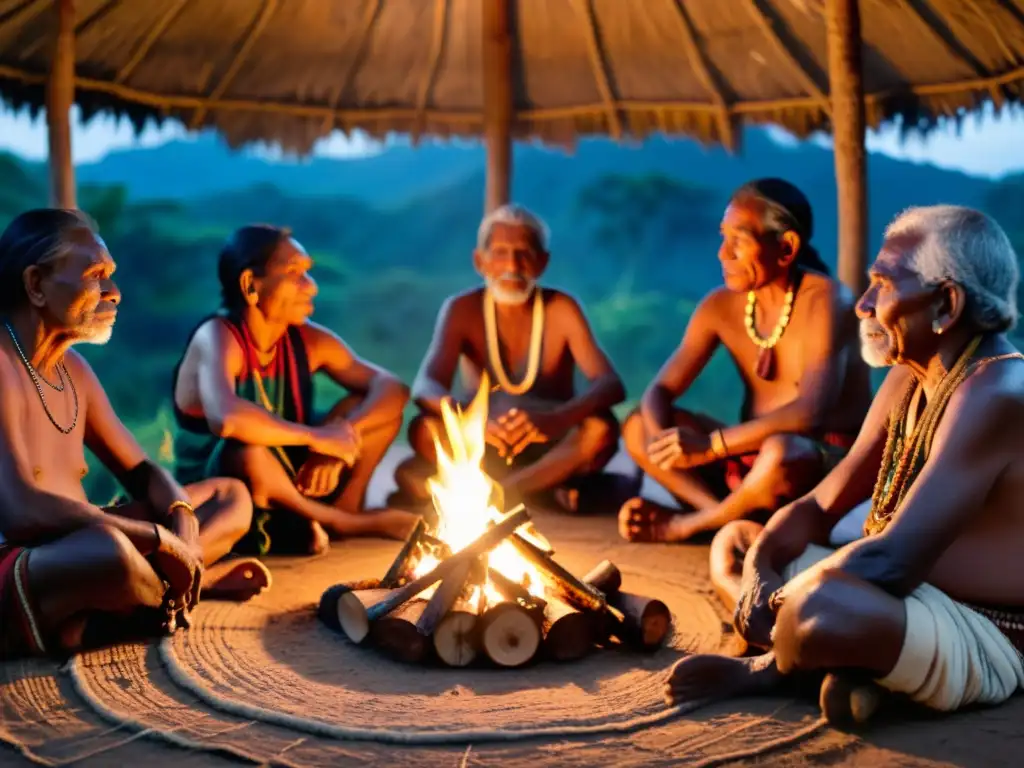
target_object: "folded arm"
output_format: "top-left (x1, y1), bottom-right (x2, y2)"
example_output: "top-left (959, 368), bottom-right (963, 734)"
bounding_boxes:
top-left (553, 295), bottom-right (625, 424)
top-left (719, 283), bottom-right (846, 456)
top-left (411, 298), bottom-right (466, 417)
top-left (0, 354), bottom-right (159, 551)
top-left (302, 322), bottom-right (409, 433)
top-left (640, 293), bottom-right (721, 436)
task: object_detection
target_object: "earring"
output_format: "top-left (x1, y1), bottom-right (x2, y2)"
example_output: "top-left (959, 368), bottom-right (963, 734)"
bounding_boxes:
top-left (932, 320), bottom-right (944, 335)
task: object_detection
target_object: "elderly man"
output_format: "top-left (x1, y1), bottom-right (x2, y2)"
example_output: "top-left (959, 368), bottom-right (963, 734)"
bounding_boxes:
top-left (667, 205), bottom-right (1024, 723)
top-left (0, 209), bottom-right (267, 660)
top-left (620, 179), bottom-right (871, 543)
top-left (394, 203), bottom-right (630, 513)
top-left (172, 224), bottom-right (418, 556)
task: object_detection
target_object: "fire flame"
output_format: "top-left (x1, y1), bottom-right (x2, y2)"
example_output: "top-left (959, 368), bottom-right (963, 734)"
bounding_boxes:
top-left (413, 373), bottom-right (548, 607)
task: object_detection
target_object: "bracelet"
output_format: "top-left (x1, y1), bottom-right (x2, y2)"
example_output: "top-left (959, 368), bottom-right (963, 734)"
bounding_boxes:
top-left (710, 429), bottom-right (729, 460)
top-left (167, 500), bottom-right (195, 519)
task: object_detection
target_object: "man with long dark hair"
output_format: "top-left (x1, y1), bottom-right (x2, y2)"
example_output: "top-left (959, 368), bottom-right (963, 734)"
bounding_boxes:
top-left (172, 225), bottom-right (418, 555)
top-left (620, 179), bottom-right (871, 543)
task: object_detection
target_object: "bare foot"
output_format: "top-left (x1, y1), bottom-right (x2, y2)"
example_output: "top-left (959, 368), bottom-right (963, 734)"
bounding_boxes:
top-left (552, 486), bottom-right (580, 513)
top-left (664, 651), bottom-right (783, 706)
top-left (203, 557), bottom-right (272, 601)
top-left (619, 497), bottom-right (694, 542)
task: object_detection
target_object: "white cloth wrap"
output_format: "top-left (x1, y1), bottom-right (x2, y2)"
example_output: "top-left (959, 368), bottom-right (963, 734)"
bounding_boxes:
top-left (782, 544), bottom-right (1024, 711)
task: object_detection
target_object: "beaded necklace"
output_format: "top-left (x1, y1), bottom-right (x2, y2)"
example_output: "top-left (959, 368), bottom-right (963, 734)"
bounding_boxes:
top-left (744, 283), bottom-right (795, 380)
top-left (864, 335), bottom-right (983, 536)
top-left (484, 288), bottom-right (544, 395)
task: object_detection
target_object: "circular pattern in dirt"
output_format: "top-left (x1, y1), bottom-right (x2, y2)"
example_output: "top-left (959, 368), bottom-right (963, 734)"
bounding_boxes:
top-left (166, 565), bottom-right (723, 736)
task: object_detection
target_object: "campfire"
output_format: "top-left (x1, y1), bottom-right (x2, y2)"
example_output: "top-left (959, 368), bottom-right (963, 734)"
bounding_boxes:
top-left (319, 375), bottom-right (670, 668)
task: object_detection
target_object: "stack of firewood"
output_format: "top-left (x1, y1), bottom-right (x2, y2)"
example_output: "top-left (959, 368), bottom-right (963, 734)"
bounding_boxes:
top-left (318, 506), bottom-right (671, 668)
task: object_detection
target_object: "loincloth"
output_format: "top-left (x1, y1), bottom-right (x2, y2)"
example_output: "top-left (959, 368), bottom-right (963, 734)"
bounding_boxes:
top-left (783, 544), bottom-right (1024, 711)
top-left (0, 544), bottom-right (47, 659)
top-left (719, 431), bottom-right (856, 493)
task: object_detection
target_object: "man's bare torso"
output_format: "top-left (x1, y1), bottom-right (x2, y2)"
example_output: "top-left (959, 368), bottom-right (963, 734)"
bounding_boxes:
top-left (896, 351), bottom-right (1024, 606)
top-left (449, 287), bottom-right (578, 403)
top-left (709, 272), bottom-right (870, 434)
top-left (0, 343), bottom-right (91, 509)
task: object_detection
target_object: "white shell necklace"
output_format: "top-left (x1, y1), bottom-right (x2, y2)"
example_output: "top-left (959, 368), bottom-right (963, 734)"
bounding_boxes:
top-left (483, 288), bottom-right (544, 396)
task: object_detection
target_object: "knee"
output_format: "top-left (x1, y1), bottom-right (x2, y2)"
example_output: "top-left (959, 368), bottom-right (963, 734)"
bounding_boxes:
top-left (407, 413), bottom-right (440, 458)
top-left (82, 524), bottom-right (163, 606)
top-left (773, 569), bottom-right (850, 673)
top-left (756, 434), bottom-right (792, 469)
top-left (622, 410), bottom-right (646, 462)
top-left (210, 477), bottom-right (254, 537)
top-left (709, 520), bottom-right (762, 571)
top-left (577, 414), bottom-right (619, 459)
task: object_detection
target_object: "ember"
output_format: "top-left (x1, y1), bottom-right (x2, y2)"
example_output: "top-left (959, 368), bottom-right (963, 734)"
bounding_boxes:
top-left (319, 374), bottom-right (671, 667)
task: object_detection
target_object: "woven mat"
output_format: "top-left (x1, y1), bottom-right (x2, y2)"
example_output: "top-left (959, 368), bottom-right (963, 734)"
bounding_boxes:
top-left (10, 495), bottom-right (1017, 765)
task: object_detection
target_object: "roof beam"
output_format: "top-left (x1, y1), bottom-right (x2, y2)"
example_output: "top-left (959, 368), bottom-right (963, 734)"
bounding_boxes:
top-left (413, 0), bottom-right (449, 141)
top-left (901, 0), bottom-right (987, 77)
top-left (0, 0), bottom-right (49, 30)
top-left (742, 0), bottom-right (831, 117)
top-left (320, 0), bottom-right (382, 135)
top-left (572, 0), bottom-right (623, 139)
top-left (115, 0), bottom-right (190, 84)
top-left (668, 0), bottom-right (734, 149)
top-left (189, 0), bottom-right (278, 130)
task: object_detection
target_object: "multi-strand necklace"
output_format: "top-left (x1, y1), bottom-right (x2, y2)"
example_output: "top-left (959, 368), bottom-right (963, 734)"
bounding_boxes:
top-left (744, 283), bottom-right (795, 380)
top-left (864, 335), bottom-right (984, 536)
top-left (4, 320), bottom-right (78, 434)
top-left (484, 288), bottom-right (544, 395)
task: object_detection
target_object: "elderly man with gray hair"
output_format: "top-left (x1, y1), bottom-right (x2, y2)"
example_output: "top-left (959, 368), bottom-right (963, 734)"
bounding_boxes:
top-left (395, 203), bottom-right (633, 513)
top-left (0, 209), bottom-right (267, 660)
top-left (665, 205), bottom-right (1024, 724)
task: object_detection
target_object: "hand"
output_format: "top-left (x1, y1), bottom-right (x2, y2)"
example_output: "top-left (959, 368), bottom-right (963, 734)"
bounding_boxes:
top-left (311, 420), bottom-right (361, 465)
top-left (733, 564), bottom-right (783, 649)
top-left (647, 427), bottom-right (715, 470)
top-left (295, 453), bottom-right (346, 497)
top-left (498, 408), bottom-right (568, 457)
top-left (152, 524), bottom-right (203, 611)
top-left (484, 419), bottom-right (512, 459)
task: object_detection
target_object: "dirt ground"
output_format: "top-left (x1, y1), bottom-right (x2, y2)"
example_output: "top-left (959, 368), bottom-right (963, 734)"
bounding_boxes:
top-left (2, 448), bottom-right (1021, 767)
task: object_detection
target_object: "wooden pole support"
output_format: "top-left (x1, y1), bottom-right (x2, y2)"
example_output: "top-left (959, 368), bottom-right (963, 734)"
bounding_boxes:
top-left (482, 0), bottom-right (513, 213)
top-left (826, 0), bottom-right (868, 295)
top-left (47, 0), bottom-right (76, 209)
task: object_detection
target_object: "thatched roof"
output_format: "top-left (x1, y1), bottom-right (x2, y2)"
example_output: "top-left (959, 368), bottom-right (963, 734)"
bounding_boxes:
top-left (1, 0), bottom-right (1023, 154)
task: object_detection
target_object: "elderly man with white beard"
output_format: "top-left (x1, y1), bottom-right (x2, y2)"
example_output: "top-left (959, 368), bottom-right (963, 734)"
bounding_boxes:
top-left (664, 205), bottom-right (1024, 725)
top-left (0, 209), bottom-right (267, 660)
top-left (394, 203), bottom-right (628, 512)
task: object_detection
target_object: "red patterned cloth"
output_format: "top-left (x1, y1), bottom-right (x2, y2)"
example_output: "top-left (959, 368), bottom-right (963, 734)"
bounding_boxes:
top-left (0, 543), bottom-right (47, 659)
top-left (722, 431), bottom-right (857, 492)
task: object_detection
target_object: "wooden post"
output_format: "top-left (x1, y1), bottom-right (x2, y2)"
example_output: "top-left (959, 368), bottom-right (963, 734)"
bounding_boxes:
top-left (482, 0), bottom-right (513, 213)
top-left (826, 0), bottom-right (867, 295)
top-left (47, 0), bottom-right (76, 209)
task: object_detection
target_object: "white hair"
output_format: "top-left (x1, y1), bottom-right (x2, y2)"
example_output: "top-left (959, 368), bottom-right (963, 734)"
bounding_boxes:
top-left (476, 204), bottom-right (550, 252)
top-left (884, 205), bottom-right (1019, 332)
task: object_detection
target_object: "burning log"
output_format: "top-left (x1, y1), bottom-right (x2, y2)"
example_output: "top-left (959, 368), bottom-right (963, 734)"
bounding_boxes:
top-left (583, 560), bottom-right (622, 596)
top-left (370, 598), bottom-right (431, 664)
top-left (608, 592), bottom-right (671, 651)
top-left (478, 600), bottom-right (542, 668)
top-left (543, 597), bottom-right (593, 662)
top-left (335, 588), bottom-right (395, 644)
top-left (380, 518), bottom-right (428, 587)
top-left (317, 579), bottom-right (383, 633)
top-left (433, 592), bottom-right (483, 667)
top-left (416, 560), bottom-right (474, 637)
top-left (364, 505), bottom-right (530, 622)
top-left (508, 532), bottom-right (607, 612)
top-left (488, 568), bottom-right (546, 612)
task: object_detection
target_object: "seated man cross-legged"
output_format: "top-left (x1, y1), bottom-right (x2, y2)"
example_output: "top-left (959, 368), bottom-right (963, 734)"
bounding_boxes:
top-left (621, 179), bottom-right (871, 543)
top-left (0, 209), bottom-right (267, 660)
top-left (396, 204), bottom-right (633, 513)
top-left (172, 225), bottom-right (418, 556)
top-left (669, 205), bottom-right (1024, 721)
